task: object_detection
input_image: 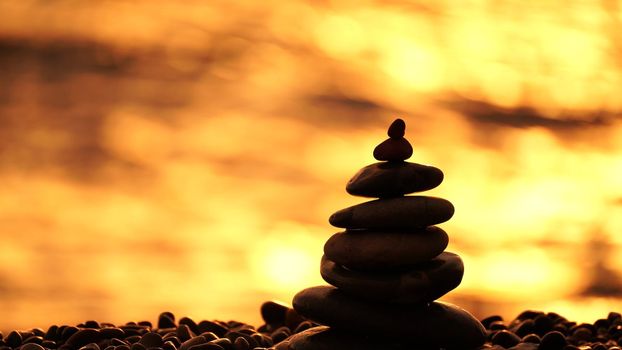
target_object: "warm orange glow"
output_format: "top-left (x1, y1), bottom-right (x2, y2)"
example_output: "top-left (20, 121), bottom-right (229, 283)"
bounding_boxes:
top-left (0, 0), bottom-right (621, 332)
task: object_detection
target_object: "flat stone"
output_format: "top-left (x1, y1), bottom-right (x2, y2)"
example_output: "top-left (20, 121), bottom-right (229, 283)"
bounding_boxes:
top-left (329, 196), bottom-right (454, 229)
top-left (323, 226), bottom-right (448, 270)
top-left (373, 138), bottom-right (413, 161)
top-left (346, 162), bottom-right (444, 198)
top-left (288, 326), bottom-right (439, 350)
top-left (292, 286), bottom-right (486, 349)
top-left (320, 252), bottom-right (463, 303)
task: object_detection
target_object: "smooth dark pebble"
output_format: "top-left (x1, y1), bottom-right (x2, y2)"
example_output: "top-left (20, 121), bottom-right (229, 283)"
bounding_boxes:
top-left (188, 344), bottom-right (223, 350)
top-left (492, 330), bottom-right (521, 348)
top-left (23, 336), bottom-right (43, 345)
top-left (159, 313), bottom-right (176, 326)
top-left (560, 346), bottom-right (578, 350)
top-left (522, 334), bottom-right (541, 343)
top-left (178, 337), bottom-right (206, 350)
top-left (609, 313), bottom-right (622, 323)
top-left (163, 337), bottom-right (180, 348)
top-left (80, 343), bottom-right (100, 350)
top-left (139, 333), bottom-right (163, 348)
top-left (121, 329), bottom-right (144, 337)
top-left (293, 322), bottom-right (313, 334)
top-left (100, 328), bottom-right (125, 339)
top-left (66, 329), bottom-right (102, 348)
top-left (197, 322), bottom-right (227, 339)
top-left (176, 325), bottom-right (195, 343)
top-left (533, 315), bottom-right (555, 336)
top-left (130, 343), bottom-right (146, 350)
top-left (252, 333), bottom-right (270, 347)
top-left (233, 337), bottom-right (249, 350)
top-left (158, 315), bottom-right (176, 330)
top-left (20, 343), bottom-right (45, 350)
top-left (137, 322), bottom-right (152, 329)
top-left (85, 321), bottom-right (101, 329)
top-left (490, 321), bottom-right (508, 330)
top-left (198, 333), bottom-right (217, 342)
top-left (178, 319), bottom-right (199, 336)
top-left (260, 302), bottom-right (289, 326)
top-left (226, 334), bottom-right (258, 349)
top-left (104, 346), bottom-right (115, 350)
top-left (482, 316), bottom-right (504, 329)
top-left (99, 340), bottom-right (112, 349)
top-left (31, 330), bottom-right (44, 338)
top-left (516, 311), bottom-right (546, 322)
top-left (572, 327), bottom-right (592, 341)
top-left (125, 336), bottom-right (141, 344)
top-left (387, 118), bottom-right (406, 138)
top-left (270, 331), bottom-right (288, 344)
top-left (162, 341), bottom-right (177, 350)
top-left (208, 338), bottom-right (231, 349)
top-left (594, 319), bottom-right (610, 329)
top-left (45, 329), bottom-right (59, 344)
top-left (7, 331), bottom-right (23, 348)
top-left (111, 339), bottom-right (127, 346)
top-left (117, 346), bottom-right (130, 350)
top-left (539, 331), bottom-right (566, 350)
top-left (514, 320), bottom-right (536, 337)
top-left (42, 340), bottom-right (57, 349)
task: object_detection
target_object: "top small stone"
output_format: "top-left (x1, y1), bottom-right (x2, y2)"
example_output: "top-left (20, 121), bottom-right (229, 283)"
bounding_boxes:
top-left (387, 118), bottom-right (406, 138)
top-left (373, 118), bottom-right (413, 162)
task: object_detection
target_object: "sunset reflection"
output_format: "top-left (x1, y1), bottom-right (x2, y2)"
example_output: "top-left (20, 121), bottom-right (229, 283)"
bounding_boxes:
top-left (0, 0), bottom-right (621, 332)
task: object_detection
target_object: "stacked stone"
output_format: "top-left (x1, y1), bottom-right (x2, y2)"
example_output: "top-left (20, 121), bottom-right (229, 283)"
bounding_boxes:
top-left (287, 119), bottom-right (486, 350)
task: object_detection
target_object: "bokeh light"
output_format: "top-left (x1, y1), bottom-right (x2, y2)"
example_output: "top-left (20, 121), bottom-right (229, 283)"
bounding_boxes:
top-left (0, 0), bottom-right (621, 331)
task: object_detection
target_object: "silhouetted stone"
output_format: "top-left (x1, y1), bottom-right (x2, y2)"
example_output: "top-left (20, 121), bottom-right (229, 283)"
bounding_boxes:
top-left (539, 331), bottom-right (566, 350)
top-left (387, 119), bottom-right (406, 139)
top-left (323, 226), bottom-right (448, 270)
top-left (346, 162), bottom-right (444, 198)
top-left (492, 330), bottom-right (521, 348)
top-left (158, 312), bottom-right (176, 329)
top-left (292, 286), bottom-right (485, 348)
top-left (373, 138), bottom-right (413, 162)
top-left (320, 252), bottom-right (463, 303)
top-left (288, 326), bottom-right (422, 350)
top-left (329, 196), bottom-right (454, 229)
top-left (65, 329), bottom-right (102, 348)
top-left (260, 301), bottom-right (290, 326)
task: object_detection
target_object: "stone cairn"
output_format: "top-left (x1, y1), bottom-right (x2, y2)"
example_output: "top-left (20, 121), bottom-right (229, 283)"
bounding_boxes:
top-left (287, 119), bottom-right (486, 349)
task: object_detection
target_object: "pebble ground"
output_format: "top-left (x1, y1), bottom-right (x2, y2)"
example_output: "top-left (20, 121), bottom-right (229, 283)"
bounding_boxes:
top-left (1, 303), bottom-right (621, 350)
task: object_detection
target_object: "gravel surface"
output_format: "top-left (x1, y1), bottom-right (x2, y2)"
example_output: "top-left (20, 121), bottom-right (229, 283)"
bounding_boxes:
top-left (2, 302), bottom-right (622, 350)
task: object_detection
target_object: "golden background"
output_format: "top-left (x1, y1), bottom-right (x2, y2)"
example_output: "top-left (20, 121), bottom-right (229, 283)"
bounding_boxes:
top-left (1, 0), bottom-right (622, 332)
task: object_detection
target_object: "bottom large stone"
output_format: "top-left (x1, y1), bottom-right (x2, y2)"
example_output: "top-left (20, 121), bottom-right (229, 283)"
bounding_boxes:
top-left (292, 286), bottom-right (485, 349)
top-left (287, 326), bottom-right (435, 350)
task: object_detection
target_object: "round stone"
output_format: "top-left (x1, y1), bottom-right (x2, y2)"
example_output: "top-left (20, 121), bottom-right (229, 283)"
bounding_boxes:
top-left (387, 119), bottom-right (406, 139)
top-left (373, 138), bottom-right (413, 162)
top-left (320, 252), bottom-right (464, 303)
top-left (323, 226), bottom-right (449, 270)
top-left (329, 196), bottom-right (454, 229)
top-left (288, 326), bottom-right (422, 350)
top-left (346, 162), bottom-right (444, 198)
top-left (292, 286), bottom-right (486, 349)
